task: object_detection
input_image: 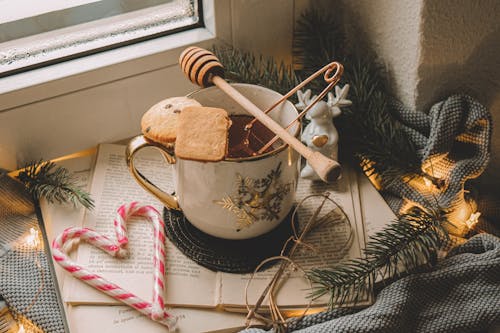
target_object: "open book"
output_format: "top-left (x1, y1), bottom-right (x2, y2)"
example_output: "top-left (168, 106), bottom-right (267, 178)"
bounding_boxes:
top-left (55, 143), bottom-right (394, 311)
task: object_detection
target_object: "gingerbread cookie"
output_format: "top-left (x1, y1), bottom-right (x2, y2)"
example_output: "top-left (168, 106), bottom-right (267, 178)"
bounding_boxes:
top-left (141, 96), bottom-right (201, 145)
top-left (175, 106), bottom-right (231, 162)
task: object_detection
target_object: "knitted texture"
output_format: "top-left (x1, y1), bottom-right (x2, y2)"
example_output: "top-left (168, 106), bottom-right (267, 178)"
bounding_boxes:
top-left (0, 175), bottom-right (66, 332)
top-left (241, 233), bottom-right (500, 333)
top-left (383, 95), bottom-right (492, 216)
top-left (241, 95), bottom-right (497, 333)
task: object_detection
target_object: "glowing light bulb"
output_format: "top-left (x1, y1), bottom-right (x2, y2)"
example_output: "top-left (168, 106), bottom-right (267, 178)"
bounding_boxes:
top-left (24, 227), bottom-right (40, 249)
top-left (465, 212), bottom-right (481, 230)
top-left (423, 177), bottom-right (433, 189)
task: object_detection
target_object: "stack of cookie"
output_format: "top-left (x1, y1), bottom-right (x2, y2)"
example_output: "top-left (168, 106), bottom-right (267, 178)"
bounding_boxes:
top-left (141, 97), bottom-right (231, 162)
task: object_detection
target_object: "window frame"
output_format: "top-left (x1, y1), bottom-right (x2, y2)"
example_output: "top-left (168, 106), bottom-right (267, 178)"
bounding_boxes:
top-left (0, 0), bottom-right (231, 111)
top-left (0, 0), bottom-right (307, 170)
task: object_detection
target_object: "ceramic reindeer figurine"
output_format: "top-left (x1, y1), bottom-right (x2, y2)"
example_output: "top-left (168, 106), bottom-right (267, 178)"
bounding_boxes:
top-left (296, 84), bottom-right (352, 180)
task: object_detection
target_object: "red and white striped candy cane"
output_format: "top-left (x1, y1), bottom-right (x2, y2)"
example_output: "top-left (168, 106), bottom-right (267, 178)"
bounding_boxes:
top-left (52, 202), bottom-right (176, 329)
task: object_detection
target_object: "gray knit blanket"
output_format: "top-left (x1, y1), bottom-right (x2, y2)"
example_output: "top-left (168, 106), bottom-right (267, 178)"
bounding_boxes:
top-left (0, 174), bottom-right (66, 332)
top-left (242, 233), bottom-right (500, 333)
top-left (383, 95), bottom-right (492, 219)
top-left (241, 95), bottom-right (497, 332)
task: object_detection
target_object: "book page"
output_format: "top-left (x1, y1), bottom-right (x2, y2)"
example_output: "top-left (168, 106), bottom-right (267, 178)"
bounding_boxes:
top-left (67, 305), bottom-right (249, 333)
top-left (220, 167), bottom-right (369, 309)
top-left (357, 172), bottom-right (396, 238)
top-left (63, 144), bottom-right (218, 307)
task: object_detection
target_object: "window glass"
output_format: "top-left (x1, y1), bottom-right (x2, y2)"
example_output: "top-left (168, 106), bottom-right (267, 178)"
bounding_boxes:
top-left (0, 0), bottom-right (201, 77)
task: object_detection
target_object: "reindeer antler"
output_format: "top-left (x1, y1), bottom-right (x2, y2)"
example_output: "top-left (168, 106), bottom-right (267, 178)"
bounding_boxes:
top-left (295, 89), bottom-right (313, 111)
top-left (326, 84), bottom-right (352, 118)
top-left (327, 91), bottom-right (335, 107)
top-left (329, 84), bottom-right (352, 108)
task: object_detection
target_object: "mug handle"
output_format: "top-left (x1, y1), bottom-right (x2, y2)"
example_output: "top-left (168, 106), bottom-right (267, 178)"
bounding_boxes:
top-left (125, 135), bottom-right (180, 210)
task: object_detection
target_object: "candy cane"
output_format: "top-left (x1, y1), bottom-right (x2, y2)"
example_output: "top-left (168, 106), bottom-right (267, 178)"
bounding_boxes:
top-left (52, 202), bottom-right (176, 329)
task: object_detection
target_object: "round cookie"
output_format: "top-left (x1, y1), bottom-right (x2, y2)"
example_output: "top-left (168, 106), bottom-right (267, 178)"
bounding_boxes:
top-left (141, 96), bottom-right (201, 145)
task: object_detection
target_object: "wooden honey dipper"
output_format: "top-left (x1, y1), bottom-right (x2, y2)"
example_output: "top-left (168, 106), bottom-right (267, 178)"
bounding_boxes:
top-left (179, 46), bottom-right (342, 183)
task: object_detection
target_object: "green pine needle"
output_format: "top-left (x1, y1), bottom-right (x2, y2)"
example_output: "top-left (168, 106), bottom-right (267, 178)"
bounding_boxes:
top-left (293, 8), bottom-right (423, 188)
top-left (308, 207), bottom-right (449, 307)
top-left (211, 45), bottom-right (300, 100)
top-left (292, 10), bottom-right (451, 308)
top-left (293, 8), bottom-right (346, 92)
top-left (17, 160), bottom-right (94, 209)
top-left (211, 8), bottom-right (449, 309)
top-left (339, 54), bottom-right (423, 187)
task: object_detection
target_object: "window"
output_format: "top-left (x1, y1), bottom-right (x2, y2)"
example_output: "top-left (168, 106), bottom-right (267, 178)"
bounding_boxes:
top-left (0, 0), bottom-right (202, 77)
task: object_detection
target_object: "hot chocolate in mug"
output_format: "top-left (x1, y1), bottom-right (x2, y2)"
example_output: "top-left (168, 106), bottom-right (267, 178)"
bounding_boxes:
top-left (126, 84), bottom-right (300, 240)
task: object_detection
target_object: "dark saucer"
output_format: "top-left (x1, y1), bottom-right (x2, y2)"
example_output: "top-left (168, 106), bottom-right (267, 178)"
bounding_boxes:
top-left (163, 208), bottom-right (296, 274)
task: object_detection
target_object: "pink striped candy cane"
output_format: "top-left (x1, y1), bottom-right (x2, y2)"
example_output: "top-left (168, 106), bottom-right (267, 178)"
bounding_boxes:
top-left (52, 202), bottom-right (176, 329)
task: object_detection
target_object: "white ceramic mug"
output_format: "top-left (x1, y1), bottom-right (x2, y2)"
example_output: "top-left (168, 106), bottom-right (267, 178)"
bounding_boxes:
top-left (126, 84), bottom-right (300, 239)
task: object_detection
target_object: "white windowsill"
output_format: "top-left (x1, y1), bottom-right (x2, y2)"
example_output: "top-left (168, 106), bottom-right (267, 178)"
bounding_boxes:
top-left (0, 0), bottom-right (233, 169)
top-left (0, 26), bottom-right (215, 112)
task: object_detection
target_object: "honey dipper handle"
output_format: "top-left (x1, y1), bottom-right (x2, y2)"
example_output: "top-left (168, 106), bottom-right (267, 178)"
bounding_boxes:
top-left (213, 76), bottom-right (341, 182)
top-left (179, 46), bottom-right (342, 183)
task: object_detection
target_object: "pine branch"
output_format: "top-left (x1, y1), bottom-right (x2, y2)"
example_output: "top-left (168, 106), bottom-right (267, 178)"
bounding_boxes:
top-left (307, 207), bottom-right (449, 307)
top-left (342, 95), bottom-right (421, 186)
top-left (293, 9), bottom-right (422, 188)
top-left (16, 160), bottom-right (94, 209)
top-left (211, 45), bottom-right (300, 100)
top-left (211, 13), bottom-right (450, 311)
top-left (340, 54), bottom-right (423, 187)
top-left (293, 8), bottom-right (346, 92)
top-left (291, 9), bottom-right (453, 309)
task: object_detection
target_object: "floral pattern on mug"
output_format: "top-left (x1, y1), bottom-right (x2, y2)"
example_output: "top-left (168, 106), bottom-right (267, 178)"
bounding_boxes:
top-left (214, 162), bottom-right (292, 231)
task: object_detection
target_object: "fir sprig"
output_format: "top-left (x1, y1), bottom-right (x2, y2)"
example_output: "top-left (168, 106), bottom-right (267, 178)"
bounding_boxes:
top-left (292, 9), bottom-right (452, 307)
top-left (293, 8), bottom-right (346, 92)
top-left (340, 55), bottom-right (423, 187)
top-left (211, 45), bottom-right (300, 100)
top-left (17, 160), bottom-right (94, 209)
top-left (209, 7), bottom-right (449, 308)
top-left (293, 9), bottom-right (423, 188)
top-left (308, 207), bottom-right (449, 307)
